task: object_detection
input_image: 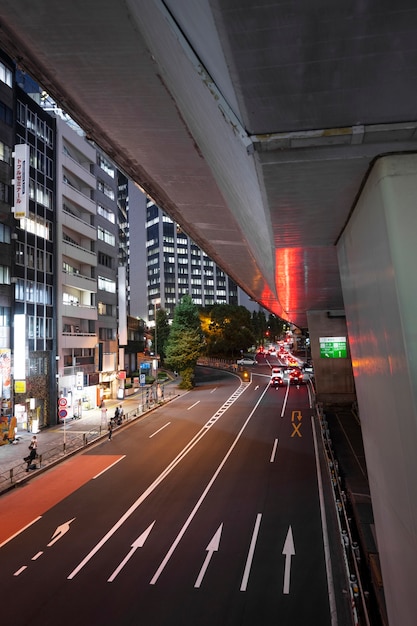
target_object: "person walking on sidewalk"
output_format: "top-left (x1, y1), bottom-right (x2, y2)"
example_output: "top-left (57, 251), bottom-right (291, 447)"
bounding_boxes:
top-left (108, 421), bottom-right (113, 440)
top-left (24, 436), bottom-right (38, 471)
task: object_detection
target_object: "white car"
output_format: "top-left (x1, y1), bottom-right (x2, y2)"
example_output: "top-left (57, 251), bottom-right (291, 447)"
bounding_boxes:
top-left (237, 357), bottom-right (257, 366)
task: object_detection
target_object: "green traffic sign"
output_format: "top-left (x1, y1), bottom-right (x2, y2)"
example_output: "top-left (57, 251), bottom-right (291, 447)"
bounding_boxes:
top-left (319, 336), bottom-right (347, 358)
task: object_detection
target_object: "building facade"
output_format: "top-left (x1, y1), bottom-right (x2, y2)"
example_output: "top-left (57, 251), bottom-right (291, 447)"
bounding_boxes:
top-left (128, 195), bottom-right (257, 327)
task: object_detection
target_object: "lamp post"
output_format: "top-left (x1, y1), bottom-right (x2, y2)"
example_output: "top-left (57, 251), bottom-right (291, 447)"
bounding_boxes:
top-left (152, 299), bottom-right (160, 380)
top-left (154, 301), bottom-right (158, 360)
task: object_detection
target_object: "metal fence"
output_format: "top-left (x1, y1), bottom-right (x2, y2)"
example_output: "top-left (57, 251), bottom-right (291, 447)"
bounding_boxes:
top-left (0, 389), bottom-right (178, 496)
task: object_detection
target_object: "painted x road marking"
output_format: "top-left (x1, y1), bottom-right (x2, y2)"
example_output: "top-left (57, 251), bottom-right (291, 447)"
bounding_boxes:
top-left (291, 410), bottom-right (302, 437)
top-left (291, 422), bottom-right (302, 437)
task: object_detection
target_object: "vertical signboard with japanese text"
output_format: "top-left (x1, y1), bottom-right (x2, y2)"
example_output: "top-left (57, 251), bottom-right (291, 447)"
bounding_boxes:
top-left (13, 143), bottom-right (30, 219)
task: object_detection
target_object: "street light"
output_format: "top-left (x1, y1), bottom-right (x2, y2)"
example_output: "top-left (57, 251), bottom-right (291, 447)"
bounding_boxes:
top-left (153, 299), bottom-right (161, 358)
top-left (152, 299), bottom-right (161, 381)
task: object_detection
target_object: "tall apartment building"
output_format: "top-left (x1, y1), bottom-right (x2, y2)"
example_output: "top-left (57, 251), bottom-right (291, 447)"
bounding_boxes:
top-left (55, 116), bottom-right (98, 414)
top-left (55, 116), bottom-right (122, 411)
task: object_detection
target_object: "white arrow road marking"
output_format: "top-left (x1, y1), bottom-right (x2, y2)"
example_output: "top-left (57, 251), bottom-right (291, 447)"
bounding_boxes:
top-left (47, 518), bottom-right (76, 547)
top-left (69, 384), bottom-right (251, 580)
top-left (282, 525), bottom-right (295, 594)
top-left (108, 521), bottom-right (156, 582)
top-left (240, 513), bottom-right (262, 591)
top-left (194, 524), bottom-right (223, 588)
top-left (149, 387), bottom-right (270, 586)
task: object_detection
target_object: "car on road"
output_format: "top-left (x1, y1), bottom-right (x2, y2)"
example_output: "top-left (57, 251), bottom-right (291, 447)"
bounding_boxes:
top-left (270, 366), bottom-right (284, 387)
top-left (289, 368), bottom-right (304, 385)
top-left (237, 357), bottom-right (257, 366)
top-left (270, 374), bottom-right (284, 387)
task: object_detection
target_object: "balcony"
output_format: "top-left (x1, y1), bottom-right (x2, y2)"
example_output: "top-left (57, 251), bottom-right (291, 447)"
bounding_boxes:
top-left (62, 181), bottom-right (95, 214)
top-left (62, 209), bottom-right (96, 240)
top-left (62, 240), bottom-right (97, 267)
top-left (62, 302), bottom-right (98, 321)
top-left (62, 152), bottom-right (96, 189)
top-left (63, 363), bottom-right (96, 377)
top-left (61, 270), bottom-right (97, 294)
top-left (61, 331), bottom-right (97, 350)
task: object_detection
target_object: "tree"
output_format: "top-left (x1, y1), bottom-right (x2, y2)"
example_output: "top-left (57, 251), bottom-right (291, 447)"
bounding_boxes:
top-left (164, 295), bottom-right (205, 389)
top-left (153, 308), bottom-right (170, 363)
top-left (200, 304), bottom-right (255, 357)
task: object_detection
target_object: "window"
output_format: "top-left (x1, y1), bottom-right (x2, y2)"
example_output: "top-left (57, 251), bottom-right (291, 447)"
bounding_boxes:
top-left (63, 292), bottom-right (79, 305)
top-left (97, 204), bottom-right (115, 224)
top-left (19, 215), bottom-right (51, 240)
top-left (98, 302), bottom-right (114, 316)
top-left (97, 179), bottom-right (115, 200)
top-left (0, 223), bottom-right (10, 244)
top-left (98, 226), bottom-right (115, 246)
top-left (0, 141), bottom-right (12, 165)
top-left (98, 155), bottom-right (115, 178)
top-left (98, 276), bottom-right (116, 293)
top-left (0, 265), bottom-right (10, 284)
top-left (0, 307), bottom-right (10, 326)
top-left (29, 180), bottom-right (52, 209)
top-left (98, 252), bottom-right (112, 268)
top-left (0, 101), bottom-right (12, 126)
top-left (0, 182), bottom-right (11, 203)
top-left (0, 62), bottom-right (12, 87)
top-left (99, 327), bottom-right (116, 340)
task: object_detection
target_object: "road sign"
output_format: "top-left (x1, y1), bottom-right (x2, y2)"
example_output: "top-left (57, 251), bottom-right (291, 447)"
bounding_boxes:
top-left (140, 374), bottom-right (146, 386)
top-left (59, 409), bottom-right (68, 419)
top-left (319, 336), bottom-right (347, 358)
top-left (58, 397), bottom-right (67, 407)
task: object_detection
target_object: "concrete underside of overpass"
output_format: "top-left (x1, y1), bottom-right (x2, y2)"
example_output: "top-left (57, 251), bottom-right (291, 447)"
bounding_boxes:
top-left (0, 3), bottom-right (417, 624)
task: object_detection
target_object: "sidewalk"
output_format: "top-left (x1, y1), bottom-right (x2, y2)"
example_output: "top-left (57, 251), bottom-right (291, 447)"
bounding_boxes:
top-left (0, 382), bottom-right (183, 496)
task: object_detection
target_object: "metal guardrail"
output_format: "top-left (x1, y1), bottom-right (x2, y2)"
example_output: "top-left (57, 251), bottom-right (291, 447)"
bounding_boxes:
top-left (0, 391), bottom-right (178, 495)
top-left (316, 402), bottom-right (371, 626)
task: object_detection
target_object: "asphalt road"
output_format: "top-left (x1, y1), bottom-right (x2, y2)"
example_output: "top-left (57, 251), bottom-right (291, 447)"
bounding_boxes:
top-left (0, 366), bottom-right (349, 626)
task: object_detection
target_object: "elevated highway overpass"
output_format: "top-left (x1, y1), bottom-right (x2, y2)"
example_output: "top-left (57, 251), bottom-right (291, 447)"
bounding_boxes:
top-left (0, 2), bottom-right (416, 624)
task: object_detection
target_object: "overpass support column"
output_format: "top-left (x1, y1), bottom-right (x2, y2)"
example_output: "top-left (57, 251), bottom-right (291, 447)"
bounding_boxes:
top-left (306, 309), bottom-right (355, 404)
top-left (337, 154), bottom-right (417, 626)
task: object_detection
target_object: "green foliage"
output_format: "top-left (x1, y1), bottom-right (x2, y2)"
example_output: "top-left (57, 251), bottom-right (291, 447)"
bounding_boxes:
top-left (164, 295), bottom-right (205, 388)
top-left (201, 304), bottom-right (255, 357)
top-left (153, 307), bottom-right (170, 362)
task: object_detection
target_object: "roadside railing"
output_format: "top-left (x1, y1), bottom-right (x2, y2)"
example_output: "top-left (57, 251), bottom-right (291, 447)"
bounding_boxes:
top-left (316, 402), bottom-right (371, 626)
top-left (0, 387), bottom-right (179, 495)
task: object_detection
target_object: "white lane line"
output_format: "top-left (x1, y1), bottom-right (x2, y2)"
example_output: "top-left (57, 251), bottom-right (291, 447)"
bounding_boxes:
top-left (240, 513), bottom-right (262, 591)
top-left (311, 415), bottom-right (337, 626)
top-left (270, 438), bottom-right (279, 462)
top-left (13, 566), bottom-right (27, 576)
top-left (150, 387), bottom-right (270, 585)
top-left (149, 422), bottom-right (171, 438)
top-left (280, 383), bottom-right (290, 418)
top-left (0, 516), bottom-right (42, 549)
top-left (187, 401), bottom-right (200, 410)
top-left (31, 551), bottom-right (43, 561)
top-left (210, 388), bottom-right (217, 393)
top-left (68, 383), bottom-right (249, 580)
top-left (93, 455), bottom-right (126, 479)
